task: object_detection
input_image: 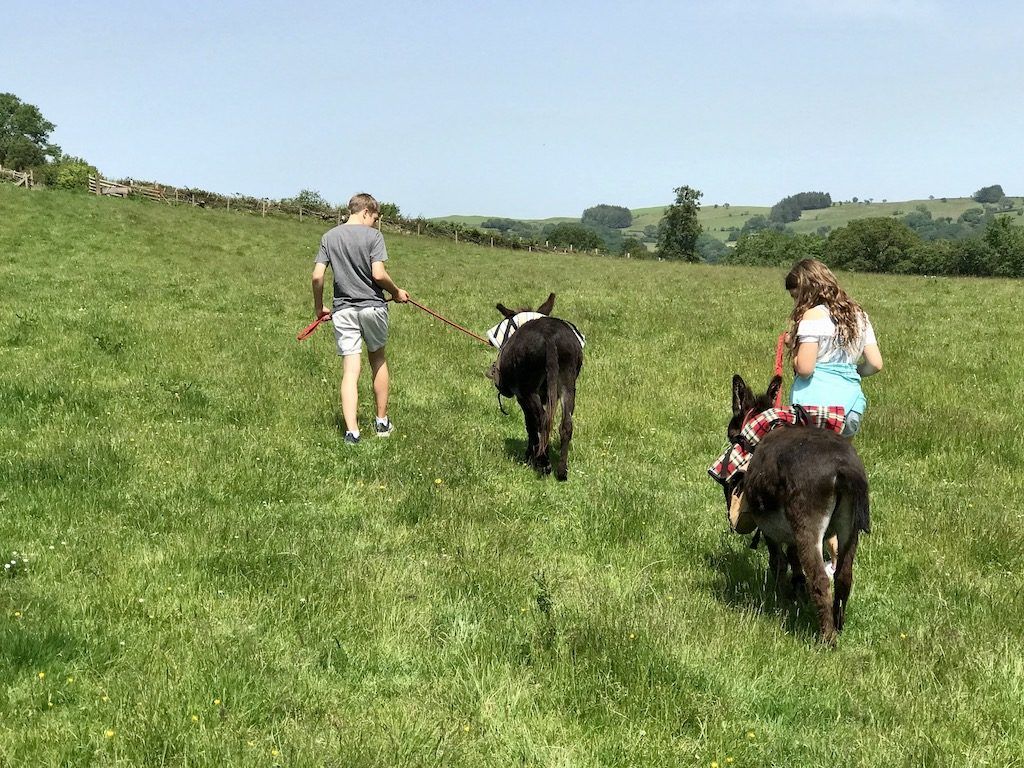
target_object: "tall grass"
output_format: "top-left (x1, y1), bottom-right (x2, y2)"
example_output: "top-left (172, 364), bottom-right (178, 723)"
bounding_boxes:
top-left (2, 185), bottom-right (1023, 766)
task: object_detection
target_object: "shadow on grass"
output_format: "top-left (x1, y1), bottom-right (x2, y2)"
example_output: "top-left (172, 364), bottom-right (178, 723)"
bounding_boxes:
top-left (503, 436), bottom-right (564, 479)
top-left (706, 539), bottom-right (823, 642)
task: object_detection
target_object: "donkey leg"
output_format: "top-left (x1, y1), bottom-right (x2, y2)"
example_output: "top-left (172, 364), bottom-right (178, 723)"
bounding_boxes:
top-left (518, 394), bottom-right (540, 468)
top-left (765, 538), bottom-right (786, 586)
top-left (555, 383), bottom-right (576, 482)
top-left (793, 529), bottom-right (836, 644)
top-left (785, 545), bottom-right (805, 592)
top-left (833, 532), bottom-right (859, 633)
top-left (524, 392), bottom-right (550, 474)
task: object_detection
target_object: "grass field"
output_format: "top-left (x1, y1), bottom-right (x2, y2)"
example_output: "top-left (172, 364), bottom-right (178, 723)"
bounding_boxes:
top-left (3, 183), bottom-right (1024, 766)
top-left (438, 197), bottom-right (1024, 244)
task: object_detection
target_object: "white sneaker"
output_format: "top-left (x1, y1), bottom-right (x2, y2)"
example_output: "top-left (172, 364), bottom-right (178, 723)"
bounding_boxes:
top-left (375, 419), bottom-right (394, 437)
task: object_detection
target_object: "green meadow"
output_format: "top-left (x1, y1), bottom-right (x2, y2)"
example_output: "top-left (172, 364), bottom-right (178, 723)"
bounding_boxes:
top-left (2, 184), bottom-right (1023, 766)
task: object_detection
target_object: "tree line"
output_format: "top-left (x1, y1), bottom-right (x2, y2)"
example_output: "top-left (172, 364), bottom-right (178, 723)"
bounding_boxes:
top-left (720, 211), bottom-right (1024, 278)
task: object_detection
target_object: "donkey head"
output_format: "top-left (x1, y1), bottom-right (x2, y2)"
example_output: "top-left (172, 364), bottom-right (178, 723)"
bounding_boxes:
top-left (729, 374), bottom-right (783, 442)
top-left (495, 293), bottom-right (555, 320)
top-left (723, 374), bottom-right (783, 524)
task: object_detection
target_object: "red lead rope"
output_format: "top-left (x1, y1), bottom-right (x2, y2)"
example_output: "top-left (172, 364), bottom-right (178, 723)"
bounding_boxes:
top-left (297, 297), bottom-right (492, 347)
top-left (773, 332), bottom-right (787, 407)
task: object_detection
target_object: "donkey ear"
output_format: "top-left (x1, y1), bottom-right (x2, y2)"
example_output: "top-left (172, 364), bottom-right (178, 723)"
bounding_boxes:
top-left (731, 374), bottom-right (748, 415)
top-left (766, 375), bottom-right (784, 406)
top-left (536, 293), bottom-right (556, 315)
top-left (495, 302), bottom-right (516, 319)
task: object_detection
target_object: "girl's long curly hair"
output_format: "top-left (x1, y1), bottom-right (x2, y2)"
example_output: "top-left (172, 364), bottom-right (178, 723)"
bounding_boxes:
top-left (785, 259), bottom-right (865, 356)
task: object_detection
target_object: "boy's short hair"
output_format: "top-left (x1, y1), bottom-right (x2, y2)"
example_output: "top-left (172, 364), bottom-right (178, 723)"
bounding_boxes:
top-left (348, 193), bottom-right (380, 215)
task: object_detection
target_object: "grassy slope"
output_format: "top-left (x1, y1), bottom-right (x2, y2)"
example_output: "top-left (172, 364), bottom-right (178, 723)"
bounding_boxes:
top-left (438, 197), bottom-right (1024, 243)
top-left (2, 184), bottom-right (1023, 766)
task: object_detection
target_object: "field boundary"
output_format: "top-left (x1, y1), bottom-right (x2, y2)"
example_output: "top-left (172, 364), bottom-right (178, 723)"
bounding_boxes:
top-left (0, 164), bottom-right (33, 188)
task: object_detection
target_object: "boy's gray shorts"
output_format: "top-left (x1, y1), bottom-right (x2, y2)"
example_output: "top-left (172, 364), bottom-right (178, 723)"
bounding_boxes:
top-left (331, 306), bottom-right (389, 356)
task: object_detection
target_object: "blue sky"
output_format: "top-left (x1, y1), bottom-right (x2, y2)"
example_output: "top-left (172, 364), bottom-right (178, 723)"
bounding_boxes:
top-left (4, 0), bottom-right (1022, 218)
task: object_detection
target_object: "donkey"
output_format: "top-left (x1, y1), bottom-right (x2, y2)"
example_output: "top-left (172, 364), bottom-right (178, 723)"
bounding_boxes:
top-left (724, 374), bottom-right (871, 644)
top-left (487, 293), bottom-right (584, 481)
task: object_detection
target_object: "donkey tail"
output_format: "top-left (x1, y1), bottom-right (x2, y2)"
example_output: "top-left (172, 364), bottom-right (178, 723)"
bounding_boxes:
top-left (543, 339), bottom-right (559, 438)
top-left (845, 468), bottom-right (871, 534)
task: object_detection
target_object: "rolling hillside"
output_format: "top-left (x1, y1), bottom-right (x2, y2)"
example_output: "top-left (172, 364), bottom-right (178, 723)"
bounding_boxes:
top-left (437, 196), bottom-right (1024, 243)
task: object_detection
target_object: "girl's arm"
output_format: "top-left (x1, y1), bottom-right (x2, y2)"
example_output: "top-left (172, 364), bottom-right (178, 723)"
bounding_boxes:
top-left (792, 306), bottom-right (827, 377)
top-left (858, 344), bottom-right (883, 377)
top-left (793, 340), bottom-right (818, 377)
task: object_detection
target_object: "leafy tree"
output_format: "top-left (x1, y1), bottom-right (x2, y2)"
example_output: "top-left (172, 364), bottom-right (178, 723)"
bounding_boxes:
top-left (740, 214), bottom-right (772, 236)
top-left (288, 189), bottom-right (330, 212)
top-left (379, 202), bottom-right (401, 220)
top-left (581, 204), bottom-right (632, 229)
top-left (958, 207), bottom-right (984, 226)
top-left (826, 217), bottom-right (920, 272)
top-left (0, 93), bottom-right (61, 169)
top-left (480, 217), bottom-right (518, 232)
top-left (973, 184), bottom-right (1004, 204)
top-left (724, 230), bottom-right (824, 267)
top-left (696, 233), bottom-right (729, 263)
top-left (547, 223), bottom-right (603, 250)
top-left (983, 215), bottom-right (1024, 277)
top-left (619, 237), bottom-right (649, 257)
top-left (656, 185), bottom-right (703, 261)
top-left (767, 191), bottom-right (833, 223)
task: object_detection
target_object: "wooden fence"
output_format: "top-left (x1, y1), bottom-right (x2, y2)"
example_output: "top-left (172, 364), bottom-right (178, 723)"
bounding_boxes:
top-left (0, 165), bottom-right (33, 188)
top-left (10, 169), bottom-right (592, 256)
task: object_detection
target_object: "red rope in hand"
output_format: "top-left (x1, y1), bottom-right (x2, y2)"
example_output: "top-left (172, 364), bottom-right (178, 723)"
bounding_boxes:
top-left (297, 296), bottom-right (492, 347)
top-left (773, 332), bottom-right (787, 407)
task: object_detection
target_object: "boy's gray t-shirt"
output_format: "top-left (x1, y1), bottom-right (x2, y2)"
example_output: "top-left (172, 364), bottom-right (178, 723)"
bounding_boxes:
top-left (315, 224), bottom-right (389, 310)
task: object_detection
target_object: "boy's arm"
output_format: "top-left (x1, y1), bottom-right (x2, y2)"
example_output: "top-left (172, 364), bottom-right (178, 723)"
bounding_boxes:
top-left (312, 262), bottom-right (331, 318)
top-left (371, 261), bottom-right (409, 302)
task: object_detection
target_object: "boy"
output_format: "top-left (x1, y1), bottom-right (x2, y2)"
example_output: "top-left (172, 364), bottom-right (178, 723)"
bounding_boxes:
top-left (311, 193), bottom-right (409, 444)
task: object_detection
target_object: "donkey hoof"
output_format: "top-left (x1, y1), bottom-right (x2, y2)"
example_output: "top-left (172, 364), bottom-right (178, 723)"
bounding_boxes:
top-left (556, 470), bottom-right (568, 482)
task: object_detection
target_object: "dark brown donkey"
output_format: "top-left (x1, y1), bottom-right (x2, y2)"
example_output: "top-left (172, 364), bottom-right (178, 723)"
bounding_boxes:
top-left (487, 294), bottom-right (584, 481)
top-left (725, 374), bottom-right (871, 644)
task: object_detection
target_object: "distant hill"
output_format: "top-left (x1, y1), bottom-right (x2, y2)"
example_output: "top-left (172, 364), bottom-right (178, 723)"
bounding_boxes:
top-left (435, 196), bottom-right (1023, 243)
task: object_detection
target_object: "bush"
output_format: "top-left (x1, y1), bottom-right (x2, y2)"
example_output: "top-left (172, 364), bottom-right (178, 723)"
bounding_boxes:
top-left (36, 156), bottom-right (97, 191)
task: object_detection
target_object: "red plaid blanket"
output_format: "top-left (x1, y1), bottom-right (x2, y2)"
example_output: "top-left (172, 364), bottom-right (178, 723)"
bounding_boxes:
top-left (708, 405), bottom-right (846, 486)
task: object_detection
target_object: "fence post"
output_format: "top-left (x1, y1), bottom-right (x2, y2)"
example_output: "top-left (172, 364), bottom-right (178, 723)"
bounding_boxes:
top-left (175, 189), bottom-right (178, 203)
top-left (455, 230), bottom-right (458, 244)
top-left (490, 237), bottom-right (494, 247)
top-left (336, 208), bottom-right (341, 225)
top-left (262, 199), bottom-right (266, 217)
top-left (417, 222), bottom-right (421, 236)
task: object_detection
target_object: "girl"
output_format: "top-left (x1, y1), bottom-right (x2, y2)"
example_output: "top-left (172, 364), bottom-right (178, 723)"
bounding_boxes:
top-left (785, 258), bottom-right (884, 437)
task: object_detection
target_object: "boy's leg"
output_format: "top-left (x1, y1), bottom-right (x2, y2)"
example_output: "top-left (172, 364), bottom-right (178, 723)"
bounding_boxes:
top-left (332, 308), bottom-right (365, 436)
top-left (360, 306), bottom-right (391, 426)
top-left (340, 354), bottom-right (361, 434)
top-left (368, 347), bottom-right (389, 420)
